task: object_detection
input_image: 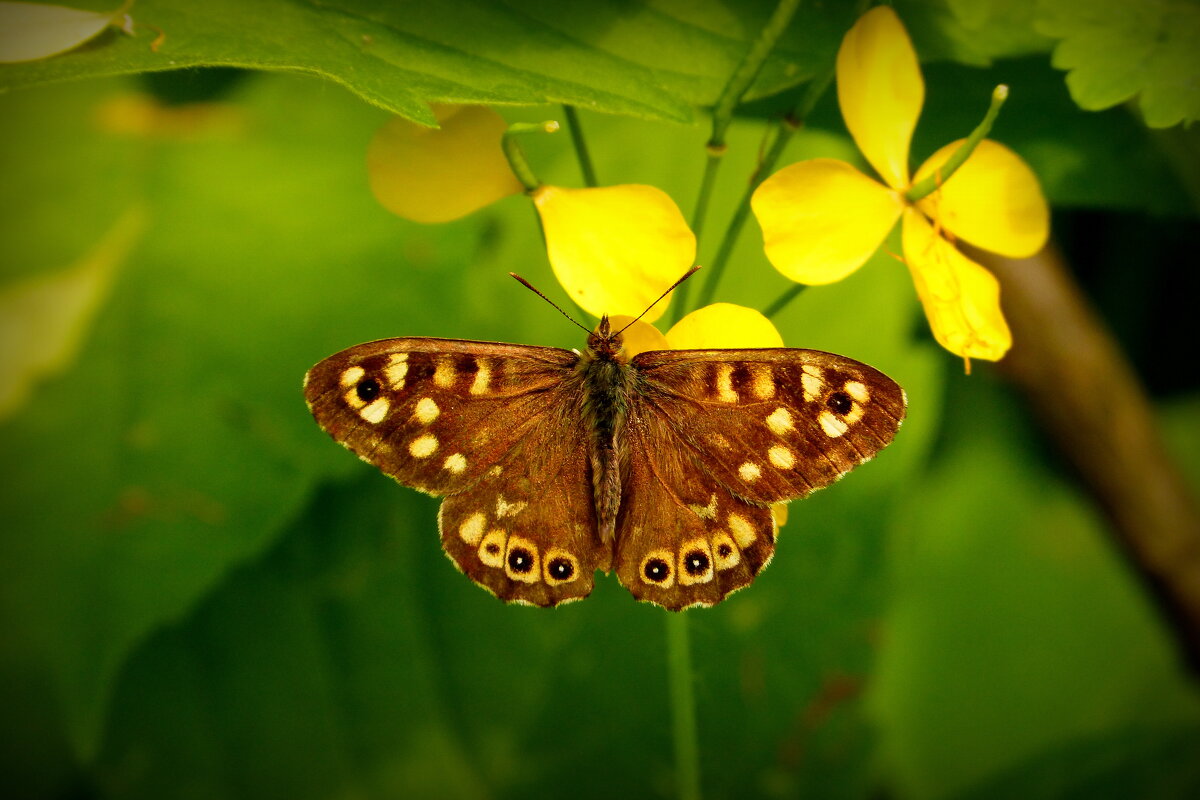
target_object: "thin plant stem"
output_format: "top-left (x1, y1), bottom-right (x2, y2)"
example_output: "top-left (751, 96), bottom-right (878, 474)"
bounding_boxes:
top-left (905, 85), bottom-right (1008, 202)
top-left (562, 105), bottom-right (598, 187)
top-left (693, 67), bottom-right (833, 310)
top-left (666, 611), bottom-right (701, 800)
top-left (762, 282), bottom-right (808, 318)
top-left (676, 0), bottom-right (803, 321)
top-left (501, 120), bottom-right (560, 192)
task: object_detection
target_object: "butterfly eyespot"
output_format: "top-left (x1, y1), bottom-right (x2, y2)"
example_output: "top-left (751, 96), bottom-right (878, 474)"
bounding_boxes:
top-left (826, 391), bottom-right (853, 415)
top-left (549, 558), bottom-right (574, 580)
top-left (683, 551), bottom-right (710, 576)
top-left (356, 377), bottom-right (381, 402)
top-left (485, 543), bottom-right (501, 555)
top-left (643, 558), bottom-right (671, 583)
top-left (507, 547), bottom-right (534, 573)
top-left (716, 543), bottom-right (732, 558)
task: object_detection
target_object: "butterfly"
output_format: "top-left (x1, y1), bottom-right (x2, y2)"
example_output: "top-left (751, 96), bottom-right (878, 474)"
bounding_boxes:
top-left (303, 271), bottom-right (906, 610)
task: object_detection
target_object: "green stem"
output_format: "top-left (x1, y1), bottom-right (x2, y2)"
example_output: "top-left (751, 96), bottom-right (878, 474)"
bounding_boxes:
top-left (678, 0), bottom-right (803, 320)
top-left (666, 612), bottom-right (701, 800)
top-left (562, 105), bottom-right (598, 187)
top-left (905, 85), bottom-right (1008, 203)
top-left (692, 66), bottom-right (833, 311)
top-left (501, 120), bottom-right (560, 193)
top-left (762, 282), bottom-right (808, 318)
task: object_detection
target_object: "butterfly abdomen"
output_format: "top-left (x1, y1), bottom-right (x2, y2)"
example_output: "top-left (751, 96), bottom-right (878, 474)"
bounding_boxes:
top-left (579, 350), bottom-right (634, 547)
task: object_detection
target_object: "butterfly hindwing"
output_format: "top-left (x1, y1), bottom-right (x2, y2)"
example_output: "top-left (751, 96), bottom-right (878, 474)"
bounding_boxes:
top-left (438, 403), bottom-right (606, 607)
top-left (612, 348), bottom-right (905, 609)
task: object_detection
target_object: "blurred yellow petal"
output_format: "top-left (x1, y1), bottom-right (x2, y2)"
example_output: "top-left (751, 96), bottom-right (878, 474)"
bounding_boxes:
top-left (666, 303), bottom-right (784, 350)
top-left (0, 207), bottom-right (144, 419)
top-left (752, 159), bottom-right (903, 285)
top-left (772, 503), bottom-right (788, 529)
top-left (606, 315), bottom-right (670, 359)
top-left (533, 184), bottom-right (695, 324)
top-left (367, 105), bottom-right (523, 223)
top-left (902, 210), bottom-right (1011, 361)
top-left (0, 1), bottom-right (130, 63)
top-left (836, 6), bottom-right (924, 189)
top-left (914, 139), bottom-right (1049, 258)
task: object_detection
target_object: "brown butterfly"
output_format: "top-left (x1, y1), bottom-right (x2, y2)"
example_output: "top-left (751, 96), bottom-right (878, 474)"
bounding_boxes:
top-left (304, 271), bottom-right (906, 610)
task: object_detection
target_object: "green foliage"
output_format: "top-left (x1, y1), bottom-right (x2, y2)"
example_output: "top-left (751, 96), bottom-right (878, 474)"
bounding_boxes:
top-left (1036, 0), bottom-right (1200, 128)
top-left (0, 2), bottom-right (1198, 799)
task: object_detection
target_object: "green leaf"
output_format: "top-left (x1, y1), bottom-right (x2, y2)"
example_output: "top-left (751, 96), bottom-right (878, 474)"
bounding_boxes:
top-left (0, 0), bottom-right (131, 64)
top-left (0, 0), bottom-right (870, 126)
top-left (1035, 0), bottom-right (1200, 128)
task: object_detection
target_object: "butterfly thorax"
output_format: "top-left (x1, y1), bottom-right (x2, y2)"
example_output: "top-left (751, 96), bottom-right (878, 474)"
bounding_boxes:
top-left (579, 315), bottom-right (633, 545)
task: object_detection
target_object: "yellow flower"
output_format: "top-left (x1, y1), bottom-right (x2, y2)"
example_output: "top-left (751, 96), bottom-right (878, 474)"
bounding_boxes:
top-left (751, 6), bottom-right (1049, 362)
top-left (367, 105), bottom-right (523, 223)
top-left (533, 184), bottom-right (696, 325)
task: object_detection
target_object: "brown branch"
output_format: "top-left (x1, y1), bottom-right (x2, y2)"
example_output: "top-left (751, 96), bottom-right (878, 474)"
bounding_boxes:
top-left (969, 242), bottom-right (1200, 672)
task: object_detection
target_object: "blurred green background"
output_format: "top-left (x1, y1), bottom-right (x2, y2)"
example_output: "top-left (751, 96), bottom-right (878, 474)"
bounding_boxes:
top-left (2, 1), bottom-right (1199, 798)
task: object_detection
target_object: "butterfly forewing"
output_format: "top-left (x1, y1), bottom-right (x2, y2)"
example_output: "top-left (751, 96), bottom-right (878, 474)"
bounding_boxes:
top-left (612, 348), bottom-right (905, 610)
top-left (304, 338), bottom-right (578, 494)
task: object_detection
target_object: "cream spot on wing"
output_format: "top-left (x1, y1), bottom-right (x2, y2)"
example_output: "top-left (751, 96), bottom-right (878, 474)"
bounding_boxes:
top-left (359, 397), bottom-right (389, 424)
top-left (433, 358), bottom-right (456, 388)
top-left (478, 530), bottom-right (506, 567)
top-left (766, 407), bottom-right (793, 436)
top-left (711, 532), bottom-right (741, 570)
top-left (385, 353), bottom-right (408, 390)
top-left (443, 452), bottom-right (467, 474)
top-left (688, 493), bottom-right (719, 520)
top-left (844, 380), bottom-right (870, 403)
top-left (340, 366), bottom-right (365, 387)
top-left (408, 433), bottom-right (438, 457)
top-left (504, 535), bottom-right (540, 583)
top-left (801, 364), bottom-right (824, 402)
top-left (470, 360), bottom-right (491, 395)
top-left (728, 513), bottom-right (757, 548)
top-left (715, 364), bottom-right (738, 403)
top-left (768, 445), bottom-right (795, 469)
top-left (738, 462), bottom-right (762, 482)
top-left (458, 512), bottom-right (486, 545)
top-left (710, 433), bottom-right (732, 449)
top-left (752, 368), bottom-right (775, 399)
top-left (678, 538), bottom-right (714, 586)
top-left (414, 397), bottom-right (440, 424)
top-left (820, 410), bottom-right (850, 438)
top-left (488, 466), bottom-right (502, 477)
top-left (495, 495), bottom-right (527, 518)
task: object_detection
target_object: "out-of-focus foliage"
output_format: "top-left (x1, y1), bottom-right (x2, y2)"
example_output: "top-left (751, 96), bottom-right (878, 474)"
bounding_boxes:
top-left (1, 1), bottom-right (1198, 799)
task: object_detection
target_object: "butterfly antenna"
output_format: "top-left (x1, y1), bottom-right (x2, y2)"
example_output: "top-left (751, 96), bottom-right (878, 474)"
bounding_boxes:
top-left (508, 273), bottom-right (592, 335)
top-left (614, 265), bottom-right (701, 335)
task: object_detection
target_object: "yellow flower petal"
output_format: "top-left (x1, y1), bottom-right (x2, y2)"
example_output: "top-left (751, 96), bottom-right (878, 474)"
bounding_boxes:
top-left (665, 303), bottom-right (784, 350)
top-left (367, 105), bottom-right (523, 223)
top-left (752, 159), bottom-right (903, 285)
top-left (0, 1), bottom-right (130, 63)
top-left (0, 207), bottom-right (143, 419)
top-left (902, 209), bottom-right (1011, 361)
top-left (836, 6), bottom-right (924, 189)
top-left (607, 315), bottom-right (670, 359)
top-left (914, 139), bottom-right (1049, 258)
top-left (533, 184), bottom-right (695, 324)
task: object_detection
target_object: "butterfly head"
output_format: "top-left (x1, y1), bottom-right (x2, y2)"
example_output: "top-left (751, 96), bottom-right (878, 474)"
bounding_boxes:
top-left (586, 315), bottom-right (626, 363)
